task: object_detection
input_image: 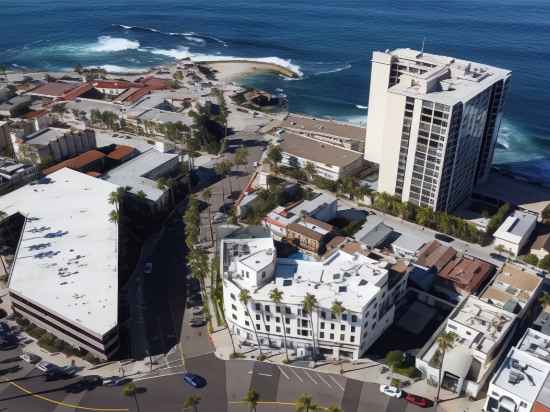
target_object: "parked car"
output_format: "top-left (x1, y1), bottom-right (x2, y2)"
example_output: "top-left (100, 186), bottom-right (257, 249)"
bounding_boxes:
top-left (404, 393), bottom-right (430, 408)
top-left (36, 361), bottom-right (57, 373)
top-left (19, 353), bottom-right (41, 364)
top-left (379, 385), bottom-right (402, 398)
top-left (435, 233), bottom-right (454, 243)
top-left (103, 376), bottom-right (132, 387)
top-left (192, 308), bottom-right (203, 317)
top-left (490, 252), bottom-right (507, 262)
top-left (183, 373), bottom-right (206, 388)
top-left (212, 212), bottom-right (226, 224)
top-left (190, 318), bottom-right (206, 328)
top-left (0, 322), bottom-right (10, 334)
top-left (46, 365), bottom-right (77, 381)
top-left (144, 262), bottom-right (153, 275)
top-left (81, 375), bottom-right (103, 386)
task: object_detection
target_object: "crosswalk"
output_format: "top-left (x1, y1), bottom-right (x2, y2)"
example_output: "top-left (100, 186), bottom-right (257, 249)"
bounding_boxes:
top-left (273, 364), bottom-right (346, 391)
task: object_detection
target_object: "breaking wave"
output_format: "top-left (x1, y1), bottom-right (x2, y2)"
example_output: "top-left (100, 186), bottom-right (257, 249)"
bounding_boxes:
top-left (113, 24), bottom-right (228, 46)
top-left (88, 36), bottom-right (140, 52)
top-left (312, 63), bottom-right (352, 76)
top-left (92, 64), bottom-right (150, 73)
top-left (356, 104), bottom-right (368, 110)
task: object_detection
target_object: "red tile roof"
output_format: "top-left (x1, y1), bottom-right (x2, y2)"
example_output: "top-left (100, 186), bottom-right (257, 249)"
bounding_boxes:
top-left (62, 83), bottom-right (94, 101)
top-left (91, 81), bottom-right (141, 90)
top-left (416, 240), bottom-right (457, 271)
top-left (43, 150), bottom-right (106, 175)
top-left (28, 82), bottom-right (80, 97)
top-left (22, 110), bottom-right (48, 119)
top-left (140, 77), bottom-right (172, 90)
top-left (86, 171), bottom-right (102, 177)
top-left (438, 256), bottom-right (495, 293)
top-left (107, 145), bottom-right (136, 161)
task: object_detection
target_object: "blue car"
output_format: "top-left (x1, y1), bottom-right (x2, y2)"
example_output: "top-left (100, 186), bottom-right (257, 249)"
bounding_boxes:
top-left (183, 373), bottom-right (206, 388)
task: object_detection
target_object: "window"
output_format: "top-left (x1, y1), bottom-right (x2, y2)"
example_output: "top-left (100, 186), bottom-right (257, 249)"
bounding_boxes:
top-left (298, 309), bottom-right (302, 316)
top-left (285, 318), bottom-right (290, 325)
top-left (265, 305), bottom-right (270, 312)
top-left (276, 306), bottom-right (281, 313)
top-left (286, 328), bottom-right (291, 334)
top-left (232, 314), bottom-right (237, 320)
top-left (340, 334), bottom-right (345, 341)
top-left (231, 304), bottom-right (237, 311)
top-left (351, 326), bottom-right (356, 333)
top-left (245, 320), bottom-right (249, 326)
top-left (255, 314), bottom-right (261, 321)
top-left (350, 336), bottom-right (355, 343)
top-left (372, 322), bottom-right (376, 330)
top-left (265, 325), bottom-right (270, 332)
top-left (330, 333), bottom-right (334, 340)
top-left (321, 311), bottom-right (326, 319)
top-left (342, 314), bottom-right (347, 321)
top-left (255, 303), bottom-right (261, 311)
top-left (301, 320), bottom-right (308, 327)
top-left (230, 293), bottom-right (236, 300)
top-left (276, 317), bottom-right (280, 323)
top-left (340, 325), bottom-right (345, 331)
top-left (320, 322), bottom-right (325, 329)
top-left (256, 324), bottom-right (261, 330)
top-left (351, 315), bottom-right (357, 323)
top-left (285, 307), bottom-right (291, 315)
top-left (301, 330), bottom-right (308, 337)
top-left (319, 332), bottom-right (325, 339)
top-left (276, 327), bottom-right (281, 333)
top-left (331, 323), bottom-right (335, 330)
top-left (266, 315), bottom-right (271, 322)
top-left (331, 313), bottom-right (336, 320)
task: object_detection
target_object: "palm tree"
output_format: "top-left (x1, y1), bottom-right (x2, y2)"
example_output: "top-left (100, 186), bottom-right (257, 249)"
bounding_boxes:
top-left (109, 210), bottom-right (119, 223)
top-left (540, 292), bottom-right (550, 312)
top-left (435, 332), bottom-right (457, 407)
top-left (188, 248), bottom-right (209, 302)
top-left (330, 300), bottom-right (344, 319)
top-left (295, 394), bottom-right (318, 412)
top-left (123, 383), bottom-right (141, 412)
top-left (136, 190), bottom-right (147, 200)
top-left (302, 293), bottom-right (318, 361)
top-left (201, 188), bottom-right (214, 246)
top-left (325, 406), bottom-right (342, 412)
top-left (243, 389), bottom-right (260, 412)
top-left (304, 162), bottom-right (316, 181)
top-left (239, 289), bottom-right (264, 358)
top-left (215, 160), bottom-right (233, 200)
top-left (183, 395), bottom-right (201, 412)
top-left (270, 288), bottom-right (289, 362)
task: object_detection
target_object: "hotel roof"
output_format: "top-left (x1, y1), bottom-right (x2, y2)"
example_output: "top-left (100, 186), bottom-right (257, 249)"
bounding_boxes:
top-left (0, 168), bottom-right (119, 336)
top-left (279, 132), bottom-right (363, 168)
top-left (279, 114), bottom-right (366, 141)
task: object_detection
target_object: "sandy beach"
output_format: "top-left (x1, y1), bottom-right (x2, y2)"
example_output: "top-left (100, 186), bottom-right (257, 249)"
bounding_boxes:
top-left (196, 60), bottom-right (300, 81)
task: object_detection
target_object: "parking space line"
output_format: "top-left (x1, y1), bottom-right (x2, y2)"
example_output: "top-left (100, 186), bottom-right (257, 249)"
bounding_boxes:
top-left (316, 372), bottom-right (332, 388)
top-left (277, 366), bottom-right (290, 380)
top-left (288, 367), bottom-right (304, 383)
top-left (328, 375), bottom-right (345, 391)
top-left (258, 372), bottom-right (272, 377)
top-left (304, 370), bottom-right (317, 384)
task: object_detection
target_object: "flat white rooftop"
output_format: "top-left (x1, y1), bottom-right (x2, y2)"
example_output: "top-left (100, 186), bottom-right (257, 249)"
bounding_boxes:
top-left (265, 193), bottom-right (336, 228)
top-left (494, 211), bottom-right (537, 244)
top-left (0, 168), bottom-right (119, 336)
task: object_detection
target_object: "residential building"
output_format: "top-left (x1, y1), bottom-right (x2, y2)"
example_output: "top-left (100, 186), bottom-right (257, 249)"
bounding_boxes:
top-left (15, 127), bottom-right (96, 165)
top-left (27, 81), bottom-right (83, 99)
top-left (354, 215), bottom-right (393, 249)
top-left (0, 121), bottom-right (11, 153)
top-left (103, 148), bottom-right (182, 209)
top-left (485, 328), bottom-right (550, 412)
top-left (391, 233), bottom-right (426, 258)
top-left (493, 211), bottom-right (537, 256)
top-left (416, 296), bottom-right (517, 398)
top-left (0, 168), bottom-right (120, 360)
top-left (286, 215), bottom-right (334, 255)
top-left (0, 95), bottom-right (33, 117)
top-left (531, 229), bottom-right (550, 260)
top-left (263, 193), bottom-right (337, 240)
top-left (479, 263), bottom-right (542, 317)
top-left (0, 156), bottom-right (39, 195)
top-left (435, 255), bottom-right (495, 301)
top-left (279, 132), bottom-right (365, 181)
top-left (221, 229), bottom-right (408, 360)
top-left (364, 48), bottom-right (511, 211)
top-left (415, 240), bottom-right (456, 272)
top-left (274, 113), bottom-right (366, 152)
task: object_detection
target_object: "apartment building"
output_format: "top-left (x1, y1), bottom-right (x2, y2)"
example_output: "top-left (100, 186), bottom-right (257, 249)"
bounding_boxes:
top-left (221, 229), bottom-right (408, 360)
top-left (275, 114), bottom-right (366, 153)
top-left (0, 168), bottom-right (120, 360)
top-left (15, 127), bottom-right (96, 165)
top-left (485, 328), bottom-right (550, 412)
top-left (364, 48), bottom-right (511, 211)
top-left (0, 156), bottom-right (39, 195)
top-left (286, 216), bottom-right (335, 255)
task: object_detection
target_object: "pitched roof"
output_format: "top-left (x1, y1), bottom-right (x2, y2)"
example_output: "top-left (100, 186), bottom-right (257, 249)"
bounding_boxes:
top-left (28, 82), bottom-right (81, 98)
top-left (43, 150), bottom-right (105, 175)
top-left (106, 145), bottom-right (136, 161)
top-left (415, 240), bottom-right (457, 271)
top-left (532, 228), bottom-right (550, 252)
top-left (438, 256), bottom-right (494, 292)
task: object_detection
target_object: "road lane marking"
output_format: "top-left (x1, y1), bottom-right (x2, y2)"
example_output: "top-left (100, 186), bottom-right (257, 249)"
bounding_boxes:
top-left (328, 375), bottom-right (345, 391)
top-left (316, 372), bottom-right (332, 388)
top-left (8, 381), bottom-right (128, 411)
top-left (277, 366), bottom-right (290, 380)
top-left (288, 367), bottom-right (303, 383)
top-left (304, 370), bottom-right (317, 384)
top-left (133, 370), bottom-right (187, 382)
top-left (258, 372), bottom-right (272, 377)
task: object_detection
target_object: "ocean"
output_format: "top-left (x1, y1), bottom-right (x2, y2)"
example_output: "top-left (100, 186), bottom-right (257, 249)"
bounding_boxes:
top-left (1, 0), bottom-right (550, 182)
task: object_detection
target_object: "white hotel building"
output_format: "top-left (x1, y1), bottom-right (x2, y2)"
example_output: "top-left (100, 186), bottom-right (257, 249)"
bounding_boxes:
top-left (364, 48), bottom-right (511, 211)
top-left (221, 229), bottom-right (408, 360)
top-left (0, 168), bottom-right (120, 360)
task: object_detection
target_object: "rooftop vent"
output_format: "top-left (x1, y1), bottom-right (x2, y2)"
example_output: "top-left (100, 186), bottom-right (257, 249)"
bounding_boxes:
top-left (338, 286), bottom-right (347, 293)
top-left (283, 279), bottom-right (292, 287)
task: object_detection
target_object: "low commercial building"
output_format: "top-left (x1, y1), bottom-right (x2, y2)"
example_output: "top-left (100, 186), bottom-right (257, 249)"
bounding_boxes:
top-left (103, 148), bottom-right (181, 210)
top-left (286, 216), bottom-right (334, 255)
top-left (263, 193), bottom-right (337, 240)
top-left (416, 296), bottom-right (517, 398)
top-left (0, 95), bottom-right (33, 117)
top-left (391, 233), bottom-right (426, 259)
top-left (485, 328), bottom-right (550, 412)
top-left (435, 255), bottom-right (495, 301)
top-left (0, 156), bottom-right (39, 195)
top-left (279, 132), bottom-right (365, 181)
top-left (275, 114), bottom-right (366, 153)
top-left (222, 229), bottom-right (408, 360)
top-left (0, 168), bottom-right (120, 360)
top-left (27, 81), bottom-right (83, 99)
top-left (479, 263), bottom-right (542, 317)
top-left (15, 127), bottom-right (96, 165)
top-left (531, 229), bottom-right (550, 260)
top-left (354, 215), bottom-right (393, 249)
top-left (493, 211), bottom-right (537, 256)
top-left (42, 149), bottom-right (106, 176)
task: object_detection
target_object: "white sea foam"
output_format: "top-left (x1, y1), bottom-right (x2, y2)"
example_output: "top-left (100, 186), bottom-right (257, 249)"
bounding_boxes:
top-left (336, 115), bottom-right (367, 126)
top-left (148, 46), bottom-right (193, 60)
top-left (356, 104), bottom-right (368, 110)
top-left (313, 63), bottom-right (352, 76)
top-left (94, 64), bottom-right (149, 73)
top-left (114, 24), bottom-right (228, 46)
top-left (89, 36), bottom-right (140, 52)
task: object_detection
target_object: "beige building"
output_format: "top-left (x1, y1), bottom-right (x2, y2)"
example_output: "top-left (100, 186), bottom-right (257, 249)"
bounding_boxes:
top-left (364, 48), bottom-right (511, 211)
